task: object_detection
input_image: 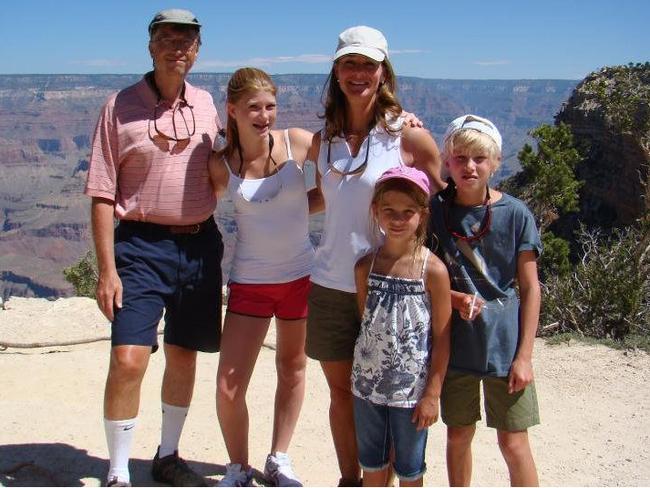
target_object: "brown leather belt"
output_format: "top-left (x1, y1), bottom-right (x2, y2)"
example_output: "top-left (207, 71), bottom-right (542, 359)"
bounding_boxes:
top-left (119, 216), bottom-right (215, 236)
top-left (168, 222), bottom-right (203, 234)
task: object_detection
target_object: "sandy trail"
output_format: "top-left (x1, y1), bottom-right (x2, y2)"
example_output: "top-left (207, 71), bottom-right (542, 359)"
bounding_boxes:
top-left (1, 297), bottom-right (649, 486)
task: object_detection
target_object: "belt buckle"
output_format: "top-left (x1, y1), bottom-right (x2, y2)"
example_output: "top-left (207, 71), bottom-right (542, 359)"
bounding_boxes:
top-left (188, 223), bottom-right (201, 234)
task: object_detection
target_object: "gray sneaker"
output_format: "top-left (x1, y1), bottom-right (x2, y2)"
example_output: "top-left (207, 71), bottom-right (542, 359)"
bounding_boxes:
top-left (217, 463), bottom-right (254, 487)
top-left (264, 452), bottom-right (302, 487)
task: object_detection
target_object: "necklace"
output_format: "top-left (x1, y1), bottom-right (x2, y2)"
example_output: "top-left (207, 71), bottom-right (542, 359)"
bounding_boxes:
top-left (234, 133), bottom-right (283, 204)
top-left (236, 133), bottom-right (278, 178)
top-left (443, 186), bottom-right (492, 243)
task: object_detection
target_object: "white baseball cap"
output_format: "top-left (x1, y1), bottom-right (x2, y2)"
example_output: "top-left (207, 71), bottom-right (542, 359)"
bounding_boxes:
top-left (444, 114), bottom-right (502, 151)
top-left (334, 26), bottom-right (388, 63)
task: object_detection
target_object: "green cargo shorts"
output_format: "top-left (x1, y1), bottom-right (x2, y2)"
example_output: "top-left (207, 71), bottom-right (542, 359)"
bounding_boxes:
top-left (441, 369), bottom-right (540, 432)
top-left (306, 283), bottom-right (361, 361)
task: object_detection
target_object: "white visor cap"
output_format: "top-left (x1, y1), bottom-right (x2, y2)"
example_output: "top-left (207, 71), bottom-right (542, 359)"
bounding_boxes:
top-left (444, 114), bottom-right (502, 151)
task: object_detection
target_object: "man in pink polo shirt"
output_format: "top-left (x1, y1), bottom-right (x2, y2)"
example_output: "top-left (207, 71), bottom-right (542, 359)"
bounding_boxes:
top-left (85, 9), bottom-right (222, 487)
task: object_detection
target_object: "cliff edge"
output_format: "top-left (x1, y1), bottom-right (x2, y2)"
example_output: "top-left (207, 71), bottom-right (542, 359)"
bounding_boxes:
top-left (556, 63), bottom-right (650, 227)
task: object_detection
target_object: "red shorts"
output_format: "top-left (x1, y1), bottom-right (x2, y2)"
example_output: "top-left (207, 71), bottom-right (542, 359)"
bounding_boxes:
top-left (227, 276), bottom-right (311, 320)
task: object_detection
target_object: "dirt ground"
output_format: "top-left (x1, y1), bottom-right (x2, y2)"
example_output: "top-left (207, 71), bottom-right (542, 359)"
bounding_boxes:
top-left (1, 297), bottom-right (649, 486)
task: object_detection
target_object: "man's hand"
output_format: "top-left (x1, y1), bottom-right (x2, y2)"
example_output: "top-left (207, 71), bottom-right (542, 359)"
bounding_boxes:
top-left (96, 269), bottom-right (122, 322)
top-left (508, 357), bottom-right (534, 394)
top-left (411, 394), bottom-right (439, 431)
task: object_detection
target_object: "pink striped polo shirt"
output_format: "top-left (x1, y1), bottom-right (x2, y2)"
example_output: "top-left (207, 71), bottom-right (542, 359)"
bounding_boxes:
top-left (85, 75), bottom-right (221, 225)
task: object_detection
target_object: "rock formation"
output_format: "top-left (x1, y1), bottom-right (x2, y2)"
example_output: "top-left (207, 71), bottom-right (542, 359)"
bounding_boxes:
top-left (556, 63), bottom-right (650, 228)
top-left (0, 74), bottom-right (576, 297)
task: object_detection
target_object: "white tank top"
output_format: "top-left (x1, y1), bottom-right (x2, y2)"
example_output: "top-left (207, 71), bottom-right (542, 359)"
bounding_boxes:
top-left (311, 125), bottom-right (404, 292)
top-left (225, 129), bottom-right (314, 284)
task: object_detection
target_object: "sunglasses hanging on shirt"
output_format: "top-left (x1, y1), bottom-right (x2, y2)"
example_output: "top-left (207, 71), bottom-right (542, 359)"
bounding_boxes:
top-left (326, 133), bottom-right (372, 176)
top-left (145, 71), bottom-right (196, 143)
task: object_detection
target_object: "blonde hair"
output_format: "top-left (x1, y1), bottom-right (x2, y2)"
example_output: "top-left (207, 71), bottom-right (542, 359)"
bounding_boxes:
top-left (370, 178), bottom-right (430, 253)
top-left (216, 67), bottom-right (277, 160)
top-left (321, 59), bottom-right (402, 140)
top-left (443, 129), bottom-right (502, 170)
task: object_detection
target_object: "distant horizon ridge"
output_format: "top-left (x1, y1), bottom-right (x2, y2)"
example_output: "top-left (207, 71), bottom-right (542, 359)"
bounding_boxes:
top-left (0, 72), bottom-right (581, 82)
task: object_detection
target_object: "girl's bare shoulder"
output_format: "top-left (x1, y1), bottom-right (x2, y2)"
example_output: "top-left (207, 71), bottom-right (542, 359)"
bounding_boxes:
top-left (423, 249), bottom-right (449, 280)
top-left (286, 128), bottom-right (314, 164)
top-left (287, 127), bottom-right (313, 144)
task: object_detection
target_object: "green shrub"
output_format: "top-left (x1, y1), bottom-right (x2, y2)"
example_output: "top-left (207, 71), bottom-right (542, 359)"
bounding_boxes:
top-left (63, 250), bottom-right (98, 298)
top-left (539, 231), bottom-right (571, 279)
top-left (541, 224), bottom-right (650, 340)
top-left (499, 123), bottom-right (583, 233)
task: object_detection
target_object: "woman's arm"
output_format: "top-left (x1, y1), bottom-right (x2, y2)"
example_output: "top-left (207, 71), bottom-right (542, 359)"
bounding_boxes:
top-left (510, 250), bottom-right (541, 393)
top-left (306, 131), bottom-right (325, 214)
top-left (353, 254), bottom-right (373, 317)
top-left (401, 126), bottom-right (445, 193)
top-left (208, 151), bottom-right (229, 198)
top-left (412, 253), bottom-right (452, 430)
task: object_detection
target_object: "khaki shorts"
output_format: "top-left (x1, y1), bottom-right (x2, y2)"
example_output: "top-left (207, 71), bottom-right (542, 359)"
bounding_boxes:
top-left (306, 283), bottom-right (361, 361)
top-left (441, 369), bottom-right (540, 432)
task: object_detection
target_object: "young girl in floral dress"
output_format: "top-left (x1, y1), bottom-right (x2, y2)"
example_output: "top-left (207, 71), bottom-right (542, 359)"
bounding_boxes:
top-left (352, 166), bottom-right (451, 486)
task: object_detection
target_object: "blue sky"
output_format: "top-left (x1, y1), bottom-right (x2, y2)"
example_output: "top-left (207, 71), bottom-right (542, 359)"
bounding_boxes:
top-left (1, 0), bottom-right (648, 79)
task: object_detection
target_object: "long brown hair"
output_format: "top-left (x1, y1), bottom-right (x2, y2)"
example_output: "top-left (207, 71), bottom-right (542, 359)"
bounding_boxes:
top-left (216, 67), bottom-right (277, 161)
top-left (320, 59), bottom-right (403, 141)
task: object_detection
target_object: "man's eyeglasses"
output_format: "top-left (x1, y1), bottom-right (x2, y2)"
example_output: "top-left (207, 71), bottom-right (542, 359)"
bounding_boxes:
top-left (148, 101), bottom-right (196, 143)
top-left (443, 187), bottom-right (492, 243)
top-left (326, 134), bottom-right (371, 176)
top-left (153, 36), bottom-right (198, 51)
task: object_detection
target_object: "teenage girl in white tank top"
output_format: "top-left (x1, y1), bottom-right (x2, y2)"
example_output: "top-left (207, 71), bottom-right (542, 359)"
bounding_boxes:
top-left (222, 127), bottom-right (314, 284)
top-left (207, 68), bottom-right (320, 486)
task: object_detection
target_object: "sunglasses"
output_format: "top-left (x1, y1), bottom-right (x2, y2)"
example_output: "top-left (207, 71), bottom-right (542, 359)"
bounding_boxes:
top-left (146, 71), bottom-right (196, 143)
top-left (148, 102), bottom-right (196, 142)
top-left (326, 134), bottom-right (371, 176)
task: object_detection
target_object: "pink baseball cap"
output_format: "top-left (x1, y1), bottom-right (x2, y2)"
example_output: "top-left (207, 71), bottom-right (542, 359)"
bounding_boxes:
top-left (375, 166), bottom-right (430, 196)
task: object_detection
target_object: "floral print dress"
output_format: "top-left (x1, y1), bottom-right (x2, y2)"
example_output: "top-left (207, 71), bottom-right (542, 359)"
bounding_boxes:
top-left (352, 250), bottom-right (432, 408)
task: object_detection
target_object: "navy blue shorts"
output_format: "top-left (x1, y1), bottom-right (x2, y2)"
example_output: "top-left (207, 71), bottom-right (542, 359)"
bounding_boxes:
top-left (353, 396), bottom-right (428, 481)
top-left (112, 217), bottom-right (223, 352)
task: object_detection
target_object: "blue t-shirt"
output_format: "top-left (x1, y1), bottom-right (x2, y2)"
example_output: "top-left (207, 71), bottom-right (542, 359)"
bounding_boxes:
top-left (428, 192), bottom-right (542, 377)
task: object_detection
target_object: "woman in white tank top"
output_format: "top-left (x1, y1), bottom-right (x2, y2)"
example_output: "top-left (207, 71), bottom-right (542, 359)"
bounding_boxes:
top-left (304, 26), bottom-right (445, 486)
top-left (208, 68), bottom-right (320, 486)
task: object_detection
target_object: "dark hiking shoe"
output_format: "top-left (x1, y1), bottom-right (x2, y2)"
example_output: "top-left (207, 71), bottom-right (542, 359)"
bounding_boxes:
top-left (106, 477), bottom-right (132, 487)
top-left (337, 478), bottom-right (362, 487)
top-left (151, 448), bottom-right (207, 487)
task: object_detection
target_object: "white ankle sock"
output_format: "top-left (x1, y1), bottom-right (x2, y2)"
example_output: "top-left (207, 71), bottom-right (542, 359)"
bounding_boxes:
top-left (104, 417), bottom-right (136, 484)
top-left (159, 402), bottom-right (189, 458)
